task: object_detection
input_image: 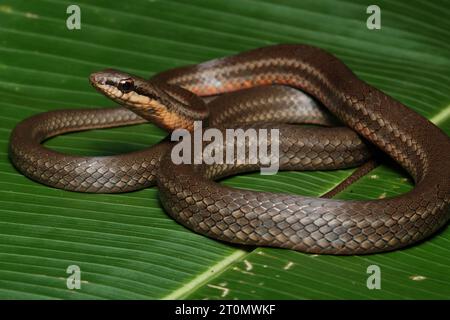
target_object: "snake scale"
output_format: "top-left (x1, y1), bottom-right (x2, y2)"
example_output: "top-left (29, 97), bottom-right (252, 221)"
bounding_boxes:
top-left (9, 44), bottom-right (450, 254)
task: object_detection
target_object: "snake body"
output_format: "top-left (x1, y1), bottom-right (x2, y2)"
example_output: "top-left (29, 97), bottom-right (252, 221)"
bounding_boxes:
top-left (9, 44), bottom-right (450, 254)
top-left (10, 85), bottom-right (363, 193)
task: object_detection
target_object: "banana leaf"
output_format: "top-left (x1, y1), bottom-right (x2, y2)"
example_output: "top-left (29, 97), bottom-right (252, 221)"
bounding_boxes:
top-left (0, 0), bottom-right (449, 299)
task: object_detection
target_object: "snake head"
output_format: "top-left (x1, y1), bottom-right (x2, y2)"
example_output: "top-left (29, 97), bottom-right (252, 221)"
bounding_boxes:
top-left (90, 69), bottom-right (208, 132)
top-left (90, 69), bottom-right (153, 107)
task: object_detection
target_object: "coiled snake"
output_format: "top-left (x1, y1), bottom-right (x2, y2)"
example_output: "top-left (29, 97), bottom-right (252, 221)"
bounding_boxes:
top-left (9, 44), bottom-right (450, 254)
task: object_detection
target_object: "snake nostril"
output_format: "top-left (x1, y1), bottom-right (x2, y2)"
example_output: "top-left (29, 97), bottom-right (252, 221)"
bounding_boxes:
top-left (89, 73), bottom-right (98, 85)
top-left (89, 72), bottom-right (107, 86)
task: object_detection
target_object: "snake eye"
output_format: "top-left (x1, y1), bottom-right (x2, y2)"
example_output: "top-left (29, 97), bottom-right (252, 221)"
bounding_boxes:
top-left (118, 78), bottom-right (134, 93)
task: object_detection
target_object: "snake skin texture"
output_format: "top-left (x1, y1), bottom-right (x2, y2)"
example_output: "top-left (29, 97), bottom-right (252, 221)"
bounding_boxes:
top-left (9, 85), bottom-right (365, 193)
top-left (9, 108), bottom-right (167, 193)
top-left (153, 44), bottom-right (450, 254)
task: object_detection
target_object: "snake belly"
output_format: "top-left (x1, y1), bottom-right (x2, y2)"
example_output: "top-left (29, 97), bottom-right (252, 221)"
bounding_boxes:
top-left (153, 44), bottom-right (450, 254)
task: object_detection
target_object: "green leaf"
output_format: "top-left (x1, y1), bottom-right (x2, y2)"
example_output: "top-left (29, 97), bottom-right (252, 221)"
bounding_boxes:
top-left (0, 0), bottom-right (449, 299)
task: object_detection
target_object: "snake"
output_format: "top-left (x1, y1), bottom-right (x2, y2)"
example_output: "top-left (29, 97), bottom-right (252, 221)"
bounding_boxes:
top-left (9, 44), bottom-right (450, 254)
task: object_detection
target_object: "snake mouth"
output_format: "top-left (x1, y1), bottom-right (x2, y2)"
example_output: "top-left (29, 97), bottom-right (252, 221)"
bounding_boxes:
top-left (89, 69), bottom-right (172, 129)
top-left (90, 69), bottom-right (126, 98)
top-left (89, 69), bottom-right (208, 132)
top-left (89, 69), bottom-right (154, 107)
top-left (90, 70), bottom-right (120, 99)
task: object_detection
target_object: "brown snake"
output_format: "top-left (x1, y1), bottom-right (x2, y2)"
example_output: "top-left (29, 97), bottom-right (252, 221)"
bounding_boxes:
top-left (9, 44), bottom-right (450, 254)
